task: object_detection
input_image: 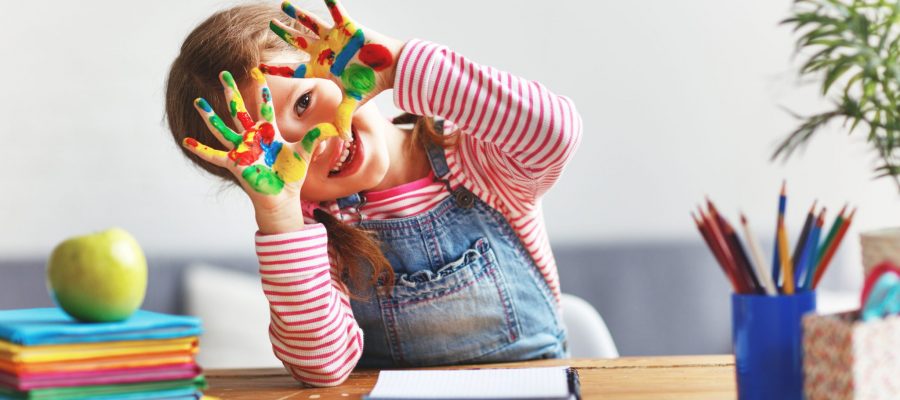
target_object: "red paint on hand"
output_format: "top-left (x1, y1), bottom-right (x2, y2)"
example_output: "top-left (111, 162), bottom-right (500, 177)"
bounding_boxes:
top-left (185, 137), bottom-right (199, 147)
top-left (317, 49), bottom-right (335, 66)
top-left (294, 36), bottom-right (308, 49)
top-left (258, 123), bottom-right (276, 145)
top-left (259, 64), bottom-right (296, 78)
top-left (237, 112), bottom-right (255, 131)
top-left (359, 44), bottom-right (393, 71)
top-left (229, 133), bottom-right (263, 166)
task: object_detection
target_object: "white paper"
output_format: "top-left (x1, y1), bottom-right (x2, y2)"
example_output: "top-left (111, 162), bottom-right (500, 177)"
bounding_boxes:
top-left (367, 366), bottom-right (571, 399)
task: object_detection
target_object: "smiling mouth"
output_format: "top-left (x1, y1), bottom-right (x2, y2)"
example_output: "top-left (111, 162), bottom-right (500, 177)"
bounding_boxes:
top-left (328, 126), bottom-right (359, 177)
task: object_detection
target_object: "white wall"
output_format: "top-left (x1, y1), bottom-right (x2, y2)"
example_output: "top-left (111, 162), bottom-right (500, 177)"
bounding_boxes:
top-left (2, 1), bottom-right (897, 288)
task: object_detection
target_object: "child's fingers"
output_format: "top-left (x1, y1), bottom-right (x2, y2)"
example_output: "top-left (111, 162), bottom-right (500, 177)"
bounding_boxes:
top-left (281, 0), bottom-right (328, 36)
top-left (250, 68), bottom-right (277, 124)
top-left (299, 122), bottom-right (339, 156)
top-left (219, 71), bottom-right (256, 132)
top-left (194, 98), bottom-right (242, 149)
top-left (259, 62), bottom-right (310, 79)
top-left (334, 96), bottom-right (358, 140)
top-left (270, 19), bottom-right (316, 51)
top-left (182, 137), bottom-right (230, 169)
top-left (323, 0), bottom-right (350, 28)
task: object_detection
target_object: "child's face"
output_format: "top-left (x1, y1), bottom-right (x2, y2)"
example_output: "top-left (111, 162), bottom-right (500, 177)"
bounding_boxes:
top-left (243, 74), bottom-right (390, 202)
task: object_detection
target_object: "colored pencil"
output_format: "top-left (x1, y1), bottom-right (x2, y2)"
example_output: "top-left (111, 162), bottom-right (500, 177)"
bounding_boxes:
top-left (693, 211), bottom-right (740, 292)
top-left (771, 182), bottom-right (786, 292)
top-left (791, 201), bottom-right (817, 288)
top-left (705, 201), bottom-right (750, 293)
top-left (699, 208), bottom-right (744, 293)
top-left (799, 208), bottom-right (825, 291)
top-left (741, 213), bottom-right (777, 295)
top-left (812, 207), bottom-right (855, 289)
top-left (777, 182), bottom-right (795, 294)
top-left (723, 219), bottom-right (762, 294)
top-left (809, 205), bottom-right (846, 287)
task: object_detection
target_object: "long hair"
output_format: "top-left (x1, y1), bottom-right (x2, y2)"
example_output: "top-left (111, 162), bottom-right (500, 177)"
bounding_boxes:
top-left (165, 4), bottom-right (455, 296)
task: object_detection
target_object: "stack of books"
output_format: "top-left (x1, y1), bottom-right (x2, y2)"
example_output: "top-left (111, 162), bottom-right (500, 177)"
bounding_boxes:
top-left (0, 308), bottom-right (206, 399)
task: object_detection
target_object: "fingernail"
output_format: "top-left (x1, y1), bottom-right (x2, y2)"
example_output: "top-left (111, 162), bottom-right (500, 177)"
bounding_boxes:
top-left (195, 98), bottom-right (212, 112)
top-left (183, 137), bottom-right (199, 148)
top-left (221, 71), bottom-right (236, 88)
top-left (282, 1), bottom-right (296, 17)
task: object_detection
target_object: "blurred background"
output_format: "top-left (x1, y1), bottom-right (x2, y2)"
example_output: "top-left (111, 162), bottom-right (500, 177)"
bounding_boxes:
top-left (2, 0), bottom-right (898, 367)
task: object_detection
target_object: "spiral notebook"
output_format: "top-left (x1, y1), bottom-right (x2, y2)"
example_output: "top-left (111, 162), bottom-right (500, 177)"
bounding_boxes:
top-left (363, 366), bottom-right (580, 400)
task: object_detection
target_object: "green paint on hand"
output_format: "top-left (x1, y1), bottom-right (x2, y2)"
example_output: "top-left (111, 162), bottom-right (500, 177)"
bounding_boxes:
top-left (222, 71), bottom-right (238, 90)
top-left (261, 103), bottom-right (274, 122)
top-left (242, 165), bottom-right (285, 195)
top-left (269, 21), bottom-right (290, 43)
top-left (302, 127), bottom-right (322, 153)
top-left (210, 115), bottom-right (242, 146)
top-left (341, 64), bottom-right (376, 96)
top-left (229, 100), bottom-right (238, 118)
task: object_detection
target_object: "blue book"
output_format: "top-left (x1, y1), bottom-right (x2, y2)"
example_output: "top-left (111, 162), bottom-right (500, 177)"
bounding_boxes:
top-left (0, 308), bottom-right (202, 346)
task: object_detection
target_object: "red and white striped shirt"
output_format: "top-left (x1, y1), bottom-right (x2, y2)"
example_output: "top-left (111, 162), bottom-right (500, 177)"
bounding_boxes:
top-left (255, 39), bottom-right (583, 386)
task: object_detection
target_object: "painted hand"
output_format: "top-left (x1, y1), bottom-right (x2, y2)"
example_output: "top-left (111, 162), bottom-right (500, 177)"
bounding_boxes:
top-left (182, 68), bottom-right (335, 197)
top-left (260, 0), bottom-right (401, 140)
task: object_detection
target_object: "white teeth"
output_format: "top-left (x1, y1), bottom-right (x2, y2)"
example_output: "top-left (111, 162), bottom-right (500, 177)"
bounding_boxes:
top-left (330, 130), bottom-right (357, 175)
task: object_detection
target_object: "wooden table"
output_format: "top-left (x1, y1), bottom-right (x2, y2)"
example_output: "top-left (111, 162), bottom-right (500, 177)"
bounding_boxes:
top-left (204, 355), bottom-right (736, 400)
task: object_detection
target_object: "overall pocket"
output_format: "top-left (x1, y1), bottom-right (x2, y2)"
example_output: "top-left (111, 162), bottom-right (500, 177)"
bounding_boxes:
top-left (377, 237), bottom-right (520, 366)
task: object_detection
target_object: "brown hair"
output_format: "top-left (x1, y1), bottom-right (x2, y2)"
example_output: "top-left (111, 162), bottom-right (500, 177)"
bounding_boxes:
top-left (165, 4), bottom-right (454, 296)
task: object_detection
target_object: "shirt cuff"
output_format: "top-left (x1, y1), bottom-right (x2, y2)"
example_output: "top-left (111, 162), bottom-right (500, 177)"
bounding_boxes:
top-left (393, 39), bottom-right (447, 117)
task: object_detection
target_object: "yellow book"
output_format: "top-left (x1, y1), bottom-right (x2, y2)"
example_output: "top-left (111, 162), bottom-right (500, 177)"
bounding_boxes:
top-left (0, 337), bottom-right (197, 364)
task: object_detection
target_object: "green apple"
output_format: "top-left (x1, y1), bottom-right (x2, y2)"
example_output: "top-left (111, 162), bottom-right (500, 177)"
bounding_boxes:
top-left (46, 227), bottom-right (147, 322)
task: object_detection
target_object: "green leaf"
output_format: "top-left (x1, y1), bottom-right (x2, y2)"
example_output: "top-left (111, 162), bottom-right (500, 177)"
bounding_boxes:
top-left (823, 56), bottom-right (858, 94)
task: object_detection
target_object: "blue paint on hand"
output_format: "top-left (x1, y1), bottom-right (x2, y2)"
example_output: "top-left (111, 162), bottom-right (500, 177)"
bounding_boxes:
top-left (331, 29), bottom-right (365, 77)
top-left (196, 98), bottom-right (213, 113)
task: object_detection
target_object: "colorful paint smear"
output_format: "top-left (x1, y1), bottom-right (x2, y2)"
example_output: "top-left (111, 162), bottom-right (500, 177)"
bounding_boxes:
top-left (359, 44), bottom-right (393, 71)
top-left (281, 0), bottom-right (320, 35)
top-left (221, 71), bottom-right (254, 130)
top-left (265, 0), bottom-right (395, 140)
top-left (251, 68), bottom-right (275, 122)
top-left (184, 71), bottom-right (319, 196)
top-left (259, 62), bottom-right (306, 79)
top-left (270, 20), bottom-right (308, 50)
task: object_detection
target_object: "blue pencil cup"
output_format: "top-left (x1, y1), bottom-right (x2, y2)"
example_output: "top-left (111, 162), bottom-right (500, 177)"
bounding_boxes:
top-left (732, 291), bottom-right (816, 400)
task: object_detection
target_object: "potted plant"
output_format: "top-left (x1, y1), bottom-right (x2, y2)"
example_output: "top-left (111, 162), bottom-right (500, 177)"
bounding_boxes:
top-left (778, 0), bottom-right (900, 275)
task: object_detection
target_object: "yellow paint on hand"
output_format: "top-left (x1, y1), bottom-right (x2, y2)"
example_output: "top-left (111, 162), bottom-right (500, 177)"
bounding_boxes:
top-left (183, 138), bottom-right (226, 160)
top-left (250, 67), bottom-right (266, 84)
top-left (273, 148), bottom-right (308, 183)
top-left (335, 97), bottom-right (358, 139)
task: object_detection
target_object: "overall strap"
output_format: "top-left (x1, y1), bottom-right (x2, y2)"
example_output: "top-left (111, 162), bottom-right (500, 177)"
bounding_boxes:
top-left (425, 120), bottom-right (475, 209)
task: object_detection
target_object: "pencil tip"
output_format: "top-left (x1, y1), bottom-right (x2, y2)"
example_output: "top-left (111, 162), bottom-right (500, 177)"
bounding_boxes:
top-left (810, 199), bottom-right (818, 213)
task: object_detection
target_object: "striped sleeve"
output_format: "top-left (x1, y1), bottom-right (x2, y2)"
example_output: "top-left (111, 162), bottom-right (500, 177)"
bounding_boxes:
top-left (254, 223), bottom-right (362, 387)
top-left (393, 39), bottom-right (583, 200)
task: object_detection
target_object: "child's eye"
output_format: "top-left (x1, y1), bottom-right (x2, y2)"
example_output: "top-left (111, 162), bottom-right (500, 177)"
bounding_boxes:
top-left (294, 91), bottom-right (312, 117)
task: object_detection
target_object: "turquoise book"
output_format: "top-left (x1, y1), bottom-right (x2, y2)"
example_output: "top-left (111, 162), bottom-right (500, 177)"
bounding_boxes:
top-left (0, 308), bottom-right (202, 346)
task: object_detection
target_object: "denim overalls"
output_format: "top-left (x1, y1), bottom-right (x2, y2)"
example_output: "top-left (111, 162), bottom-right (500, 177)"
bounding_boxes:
top-left (339, 125), bottom-right (568, 368)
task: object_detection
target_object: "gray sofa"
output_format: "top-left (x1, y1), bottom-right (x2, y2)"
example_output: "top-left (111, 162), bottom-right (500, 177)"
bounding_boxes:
top-left (0, 240), bottom-right (735, 356)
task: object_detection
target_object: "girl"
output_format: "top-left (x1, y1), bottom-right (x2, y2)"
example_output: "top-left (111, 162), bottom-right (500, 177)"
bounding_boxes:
top-left (166, 0), bottom-right (582, 387)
